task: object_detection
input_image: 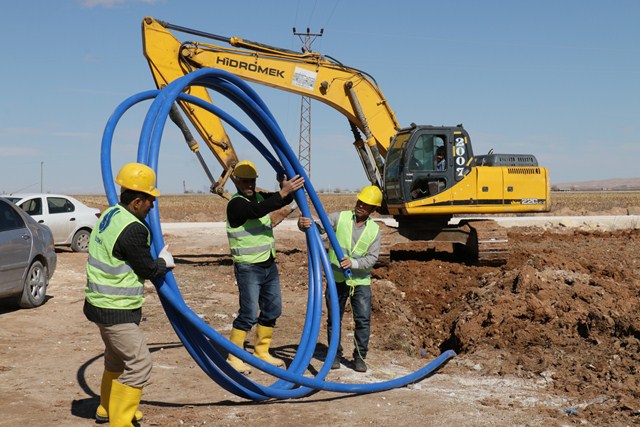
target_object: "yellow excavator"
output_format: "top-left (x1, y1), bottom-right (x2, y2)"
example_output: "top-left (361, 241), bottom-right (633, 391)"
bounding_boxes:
top-left (141, 17), bottom-right (551, 264)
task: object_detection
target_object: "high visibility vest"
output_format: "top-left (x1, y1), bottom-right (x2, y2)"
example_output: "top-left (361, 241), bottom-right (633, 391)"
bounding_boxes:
top-left (85, 205), bottom-right (146, 310)
top-left (328, 211), bottom-right (379, 286)
top-left (226, 193), bottom-right (276, 264)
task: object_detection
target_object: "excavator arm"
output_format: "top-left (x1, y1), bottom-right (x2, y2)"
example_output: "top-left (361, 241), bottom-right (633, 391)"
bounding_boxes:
top-left (143, 17), bottom-right (238, 197)
top-left (142, 16), bottom-right (400, 192)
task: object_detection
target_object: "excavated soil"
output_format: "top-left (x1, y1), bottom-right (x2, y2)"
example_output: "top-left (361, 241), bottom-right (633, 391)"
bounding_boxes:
top-left (376, 227), bottom-right (640, 422)
top-left (1, 193), bottom-right (640, 426)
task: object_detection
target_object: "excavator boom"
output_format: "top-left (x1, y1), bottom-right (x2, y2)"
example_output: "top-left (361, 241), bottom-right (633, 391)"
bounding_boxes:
top-left (142, 16), bottom-right (399, 191)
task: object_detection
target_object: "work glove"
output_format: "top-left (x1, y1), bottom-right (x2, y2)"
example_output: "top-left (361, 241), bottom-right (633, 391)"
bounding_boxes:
top-left (158, 244), bottom-right (175, 268)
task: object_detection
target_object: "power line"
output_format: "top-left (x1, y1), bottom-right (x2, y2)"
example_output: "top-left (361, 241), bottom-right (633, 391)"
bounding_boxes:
top-left (322, 0), bottom-right (341, 30)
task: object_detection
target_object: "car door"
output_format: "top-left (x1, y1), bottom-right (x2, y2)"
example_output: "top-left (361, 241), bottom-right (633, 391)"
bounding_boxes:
top-left (43, 196), bottom-right (77, 244)
top-left (19, 196), bottom-right (69, 244)
top-left (0, 200), bottom-right (32, 294)
top-left (19, 196), bottom-right (75, 245)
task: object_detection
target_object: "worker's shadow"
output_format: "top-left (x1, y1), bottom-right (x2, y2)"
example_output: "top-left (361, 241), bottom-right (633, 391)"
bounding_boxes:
top-left (271, 341), bottom-right (336, 376)
top-left (172, 253), bottom-right (233, 266)
top-left (202, 338), bottom-right (330, 380)
top-left (71, 342), bottom-right (191, 421)
top-left (71, 338), bottom-right (362, 420)
top-left (69, 339), bottom-right (304, 420)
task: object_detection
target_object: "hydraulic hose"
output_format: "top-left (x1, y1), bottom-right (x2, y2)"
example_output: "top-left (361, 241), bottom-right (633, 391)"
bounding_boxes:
top-left (99, 67), bottom-right (455, 400)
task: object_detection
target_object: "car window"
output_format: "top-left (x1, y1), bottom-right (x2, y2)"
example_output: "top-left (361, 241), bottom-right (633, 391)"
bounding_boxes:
top-left (20, 198), bottom-right (43, 216)
top-left (47, 197), bottom-right (75, 214)
top-left (0, 200), bottom-right (26, 232)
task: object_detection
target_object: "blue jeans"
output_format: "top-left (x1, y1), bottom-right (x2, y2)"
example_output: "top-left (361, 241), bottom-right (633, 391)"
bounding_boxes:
top-left (232, 262), bottom-right (282, 331)
top-left (326, 282), bottom-right (372, 360)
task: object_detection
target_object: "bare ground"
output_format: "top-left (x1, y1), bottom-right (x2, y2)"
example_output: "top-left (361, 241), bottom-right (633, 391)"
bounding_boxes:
top-left (1, 193), bottom-right (640, 426)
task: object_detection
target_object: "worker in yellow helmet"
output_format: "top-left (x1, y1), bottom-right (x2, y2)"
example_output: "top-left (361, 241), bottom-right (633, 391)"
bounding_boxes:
top-left (84, 162), bottom-right (174, 426)
top-left (298, 185), bottom-right (382, 373)
top-left (225, 160), bottom-right (305, 374)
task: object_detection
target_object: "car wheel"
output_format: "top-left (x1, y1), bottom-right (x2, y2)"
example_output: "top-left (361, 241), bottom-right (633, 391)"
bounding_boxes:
top-left (71, 229), bottom-right (91, 252)
top-left (19, 260), bottom-right (48, 308)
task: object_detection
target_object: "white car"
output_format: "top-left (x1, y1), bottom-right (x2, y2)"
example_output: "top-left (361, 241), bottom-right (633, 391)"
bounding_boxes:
top-left (5, 193), bottom-right (100, 252)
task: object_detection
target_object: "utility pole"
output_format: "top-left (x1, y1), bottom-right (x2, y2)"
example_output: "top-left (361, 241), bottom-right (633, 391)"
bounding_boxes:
top-left (292, 27), bottom-right (323, 180)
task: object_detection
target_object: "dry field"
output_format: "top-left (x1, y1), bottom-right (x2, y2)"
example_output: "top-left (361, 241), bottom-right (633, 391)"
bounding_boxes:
top-left (75, 191), bottom-right (640, 223)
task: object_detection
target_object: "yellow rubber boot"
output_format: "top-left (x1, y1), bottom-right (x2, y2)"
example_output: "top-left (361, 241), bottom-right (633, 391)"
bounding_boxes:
top-left (226, 328), bottom-right (252, 374)
top-left (95, 370), bottom-right (142, 423)
top-left (254, 325), bottom-right (285, 367)
top-left (108, 380), bottom-right (142, 427)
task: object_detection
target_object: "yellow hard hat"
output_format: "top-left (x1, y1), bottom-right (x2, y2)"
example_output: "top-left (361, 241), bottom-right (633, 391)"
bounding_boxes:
top-left (357, 185), bottom-right (383, 207)
top-left (233, 160), bottom-right (258, 179)
top-left (115, 162), bottom-right (160, 197)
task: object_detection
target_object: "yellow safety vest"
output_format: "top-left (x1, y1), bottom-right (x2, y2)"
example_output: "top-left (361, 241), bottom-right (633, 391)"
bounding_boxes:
top-left (328, 211), bottom-right (379, 286)
top-left (226, 193), bottom-right (276, 264)
top-left (85, 205), bottom-right (147, 309)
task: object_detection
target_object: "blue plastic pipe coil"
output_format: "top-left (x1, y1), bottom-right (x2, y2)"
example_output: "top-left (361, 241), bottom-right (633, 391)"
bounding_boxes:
top-left (99, 68), bottom-right (456, 400)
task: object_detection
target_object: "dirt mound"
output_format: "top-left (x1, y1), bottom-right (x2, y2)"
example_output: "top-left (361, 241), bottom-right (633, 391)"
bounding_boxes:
top-left (368, 228), bottom-right (640, 423)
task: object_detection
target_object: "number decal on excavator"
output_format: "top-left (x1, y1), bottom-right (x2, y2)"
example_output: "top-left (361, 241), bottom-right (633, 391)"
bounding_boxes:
top-left (521, 198), bottom-right (543, 205)
top-left (454, 136), bottom-right (467, 179)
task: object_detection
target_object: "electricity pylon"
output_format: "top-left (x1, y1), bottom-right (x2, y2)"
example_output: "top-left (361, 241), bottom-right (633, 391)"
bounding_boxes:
top-left (292, 27), bottom-right (323, 180)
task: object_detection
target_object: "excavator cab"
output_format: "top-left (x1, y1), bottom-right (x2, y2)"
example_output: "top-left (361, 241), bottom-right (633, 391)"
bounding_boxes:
top-left (384, 125), bottom-right (473, 205)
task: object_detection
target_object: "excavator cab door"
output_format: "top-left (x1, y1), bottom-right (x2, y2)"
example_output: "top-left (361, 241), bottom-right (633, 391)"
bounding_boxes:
top-left (384, 126), bottom-right (473, 204)
top-left (404, 131), bottom-right (450, 201)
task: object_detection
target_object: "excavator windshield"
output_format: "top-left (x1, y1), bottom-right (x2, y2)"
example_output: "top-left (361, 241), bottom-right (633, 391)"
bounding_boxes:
top-left (407, 134), bottom-right (446, 172)
top-left (384, 126), bottom-right (474, 204)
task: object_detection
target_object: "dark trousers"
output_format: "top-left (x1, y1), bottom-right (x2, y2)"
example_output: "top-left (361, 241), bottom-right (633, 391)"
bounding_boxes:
top-left (325, 281), bottom-right (372, 360)
top-left (232, 262), bottom-right (282, 331)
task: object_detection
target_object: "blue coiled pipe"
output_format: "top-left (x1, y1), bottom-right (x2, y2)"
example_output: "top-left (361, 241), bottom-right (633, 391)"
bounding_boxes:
top-left (99, 68), bottom-right (456, 400)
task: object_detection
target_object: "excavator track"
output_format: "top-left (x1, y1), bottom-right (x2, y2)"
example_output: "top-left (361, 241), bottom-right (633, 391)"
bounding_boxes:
top-left (377, 218), bottom-right (508, 266)
top-left (463, 219), bottom-right (509, 265)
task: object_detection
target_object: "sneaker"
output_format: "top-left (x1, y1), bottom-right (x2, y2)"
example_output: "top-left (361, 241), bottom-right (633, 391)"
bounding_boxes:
top-left (353, 357), bottom-right (367, 373)
top-left (331, 356), bottom-right (341, 370)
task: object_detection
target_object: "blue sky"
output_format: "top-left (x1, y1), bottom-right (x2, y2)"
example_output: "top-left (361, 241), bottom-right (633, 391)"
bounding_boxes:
top-left (1, 0), bottom-right (638, 195)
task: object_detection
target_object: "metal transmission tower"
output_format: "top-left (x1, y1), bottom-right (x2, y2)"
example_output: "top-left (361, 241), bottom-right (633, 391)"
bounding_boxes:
top-left (292, 27), bottom-right (323, 180)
